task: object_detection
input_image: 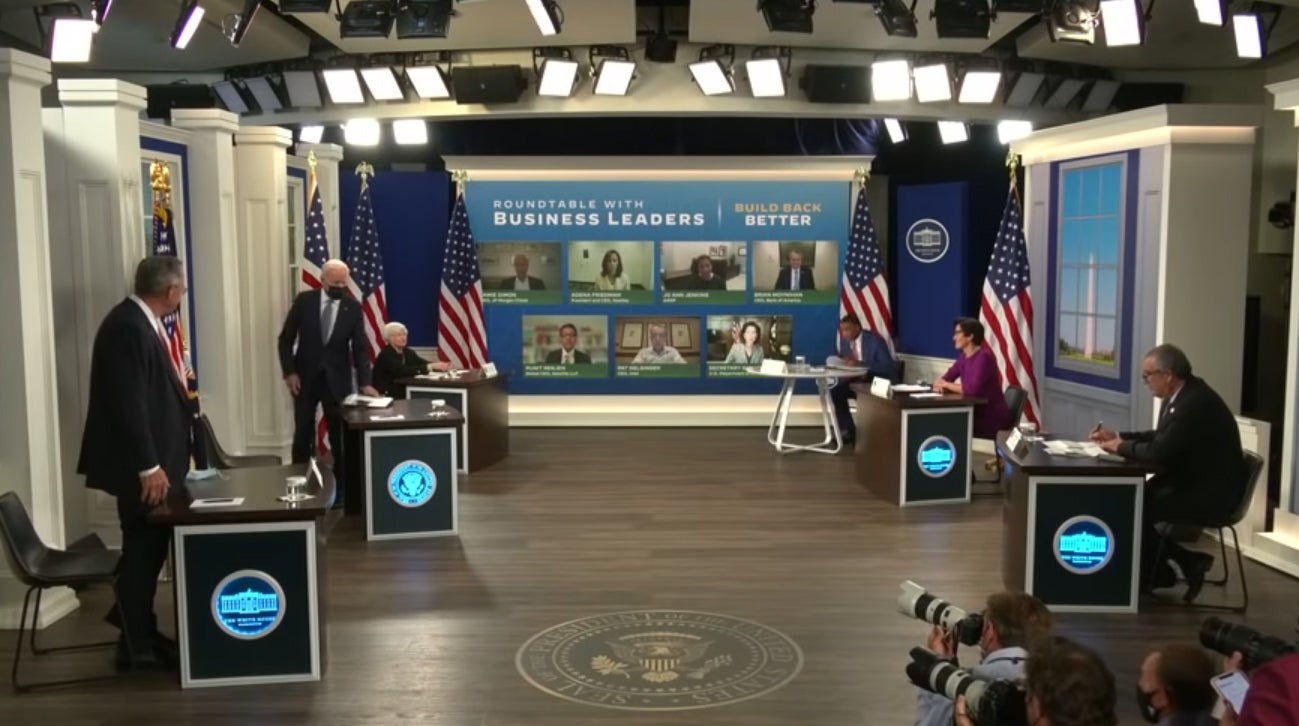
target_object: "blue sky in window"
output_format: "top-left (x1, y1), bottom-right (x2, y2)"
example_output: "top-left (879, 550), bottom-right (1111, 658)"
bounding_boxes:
top-left (1057, 161), bottom-right (1123, 359)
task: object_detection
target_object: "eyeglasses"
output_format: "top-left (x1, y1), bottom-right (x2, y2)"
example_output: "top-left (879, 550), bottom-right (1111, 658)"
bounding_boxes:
top-left (1141, 369), bottom-right (1166, 382)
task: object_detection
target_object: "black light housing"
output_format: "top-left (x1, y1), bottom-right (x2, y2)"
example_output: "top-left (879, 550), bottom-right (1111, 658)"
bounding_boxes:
top-left (876, 0), bottom-right (919, 37)
top-left (993, 0), bottom-right (1045, 11)
top-left (397, 0), bottom-right (454, 39)
top-left (227, 0), bottom-right (264, 46)
top-left (1046, 0), bottom-right (1099, 43)
top-left (759, 0), bottom-right (817, 33)
top-left (278, 0), bottom-right (333, 10)
top-left (340, 0), bottom-right (396, 38)
top-left (931, 0), bottom-right (991, 38)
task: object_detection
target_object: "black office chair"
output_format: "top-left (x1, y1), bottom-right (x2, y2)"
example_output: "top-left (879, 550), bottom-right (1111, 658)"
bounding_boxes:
top-left (973, 385), bottom-right (1029, 489)
top-left (199, 414), bottom-right (281, 470)
top-left (0, 492), bottom-right (122, 693)
top-left (1146, 450), bottom-right (1264, 613)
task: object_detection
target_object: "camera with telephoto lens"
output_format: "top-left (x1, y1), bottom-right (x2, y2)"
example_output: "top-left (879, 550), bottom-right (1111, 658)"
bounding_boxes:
top-left (906, 647), bottom-right (1028, 726)
top-left (1200, 617), bottom-right (1297, 670)
top-left (898, 580), bottom-right (985, 646)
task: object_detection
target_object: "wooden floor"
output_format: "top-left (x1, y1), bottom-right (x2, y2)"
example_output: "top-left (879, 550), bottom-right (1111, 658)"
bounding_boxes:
top-left (3, 428), bottom-right (1296, 725)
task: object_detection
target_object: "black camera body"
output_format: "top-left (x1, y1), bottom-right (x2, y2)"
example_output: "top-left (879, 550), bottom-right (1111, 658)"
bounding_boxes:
top-left (1200, 617), bottom-right (1297, 671)
top-left (907, 647), bottom-right (1028, 726)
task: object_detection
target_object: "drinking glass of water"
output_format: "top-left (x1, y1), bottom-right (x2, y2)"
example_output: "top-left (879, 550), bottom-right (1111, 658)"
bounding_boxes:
top-left (794, 355), bottom-right (807, 372)
top-left (285, 475), bottom-right (307, 501)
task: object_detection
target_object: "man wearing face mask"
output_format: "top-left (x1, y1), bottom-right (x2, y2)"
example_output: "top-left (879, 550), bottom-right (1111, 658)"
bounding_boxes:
top-left (1135, 644), bottom-right (1217, 725)
top-left (79, 256), bottom-right (192, 671)
top-left (278, 259), bottom-right (378, 495)
top-left (915, 591), bottom-right (1053, 726)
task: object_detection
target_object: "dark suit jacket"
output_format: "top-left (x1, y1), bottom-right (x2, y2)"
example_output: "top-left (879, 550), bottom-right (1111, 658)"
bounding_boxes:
top-left (1119, 376), bottom-right (1245, 513)
top-left (684, 274), bottom-right (726, 290)
top-left (774, 266), bottom-right (815, 291)
top-left (373, 345), bottom-right (430, 398)
top-left (277, 289), bottom-right (372, 401)
top-left (545, 348), bottom-right (591, 364)
top-left (499, 276), bottom-right (545, 290)
top-left (77, 299), bottom-right (191, 497)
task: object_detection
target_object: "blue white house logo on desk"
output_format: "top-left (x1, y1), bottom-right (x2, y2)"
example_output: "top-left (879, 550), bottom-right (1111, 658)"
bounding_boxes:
top-left (388, 460), bottom-right (436, 508)
top-left (905, 219), bottom-right (950, 263)
top-left (1053, 516), bottom-right (1116, 574)
top-left (211, 570), bottom-right (286, 640)
top-left (916, 436), bottom-right (957, 477)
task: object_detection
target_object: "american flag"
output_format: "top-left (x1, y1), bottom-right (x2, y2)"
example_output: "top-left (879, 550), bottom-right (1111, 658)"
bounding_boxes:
top-left (152, 201), bottom-right (208, 469)
top-left (979, 185), bottom-right (1043, 427)
top-left (301, 167), bottom-right (331, 452)
top-left (437, 192), bottom-right (489, 369)
top-left (840, 185), bottom-right (896, 357)
top-left (345, 178), bottom-right (387, 362)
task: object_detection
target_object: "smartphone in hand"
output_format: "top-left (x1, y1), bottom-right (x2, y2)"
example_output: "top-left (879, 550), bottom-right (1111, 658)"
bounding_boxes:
top-left (1211, 670), bottom-right (1250, 714)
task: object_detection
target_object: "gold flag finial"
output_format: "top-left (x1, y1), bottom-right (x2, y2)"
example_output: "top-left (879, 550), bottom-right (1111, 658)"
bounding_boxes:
top-left (308, 149), bottom-right (318, 171)
top-left (356, 161), bottom-right (374, 186)
top-left (451, 169), bottom-right (469, 196)
top-left (149, 160), bottom-right (172, 207)
top-left (853, 167), bottom-right (870, 188)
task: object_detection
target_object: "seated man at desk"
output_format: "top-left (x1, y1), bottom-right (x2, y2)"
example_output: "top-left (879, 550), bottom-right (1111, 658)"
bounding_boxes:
top-left (932, 317), bottom-right (1010, 439)
top-left (829, 313), bottom-right (895, 446)
top-left (1089, 344), bottom-right (1244, 600)
top-left (373, 321), bottom-right (451, 398)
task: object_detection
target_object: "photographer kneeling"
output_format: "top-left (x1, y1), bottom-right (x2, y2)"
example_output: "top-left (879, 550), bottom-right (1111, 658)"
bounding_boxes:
top-left (957, 635), bottom-right (1118, 726)
top-left (916, 591), bottom-right (1053, 726)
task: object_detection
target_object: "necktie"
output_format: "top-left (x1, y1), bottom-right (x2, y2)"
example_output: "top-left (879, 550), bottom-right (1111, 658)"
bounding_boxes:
top-left (792, 269), bottom-right (799, 289)
top-left (563, 350), bottom-right (573, 364)
top-left (321, 299), bottom-right (336, 343)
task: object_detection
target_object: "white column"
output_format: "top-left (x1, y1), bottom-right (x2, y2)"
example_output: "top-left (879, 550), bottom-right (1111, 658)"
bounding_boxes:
top-left (234, 127), bottom-right (293, 456)
top-left (297, 143), bottom-right (344, 258)
top-left (170, 110), bottom-right (250, 456)
top-left (0, 49), bottom-right (77, 629)
top-left (48, 78), bottom-right (148, 544)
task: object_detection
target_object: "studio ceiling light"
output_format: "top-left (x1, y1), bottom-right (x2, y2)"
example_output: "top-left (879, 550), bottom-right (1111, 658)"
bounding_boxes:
top-left (958, 69), bottom-right (1001, 103)
top-left (589, 46), bottom-right (636, 96)
top-left (745, 46), bottom-right (791, 98)
top-left (298, 125), bottom-right (325, 144)
top-left (341, 0), bottom-right (396, 38)
top-left (243, 76), bottom-right (283, 112)
top-left (1044, 77), bottom-right (1086, 108)
top-left (759, 0), bottom-right (816, 33)
top-left (938, 120), bottom-right (969, 144)
top-left (997, 120), bottom-right (1033, 144)
top-left (1005, 71), bottom-right (1046, 106)
top-left (1194, 0), bottom-right (1225, 25)
top-left (393, 119), bottom-right (429, 145)
top-left (171, 0), bottom-right (204, 49)
top-left (282, 70), bottom-right (323, 108)
top-left (932, 0), bottom-right (991, 38)
top-left (397, 0), bottom-right (454, 39)
top-left (1099, 0), bottom-right (1143, 46)
top-left (913, 63), bottom-right (953, 102)
top-left (343, 118), bottom-right (381, 146)
top-left (50, 18), bottom-right (96, 63)
top-left (226, 0), bottom-right (264, 47)
top-left (91, 0), bottom-right (114, 24)
top-left (525, 0), bottom-right (562, 36)
top-left (1233, 12), bottom-right (1264, 58)
top-left (1047, 0), bottom-right (1099, 43)
top-left (1082, 79), bottom-right (1120, 111)
top-left (875, 0), bottom-right (919, 37)
top-left (871, 59), bottom-right (912, 102)
top-left (535, 48), bottom-right (580, 97)
top-left (212, 81), bottom-right (250, 114)
top-left (689, 45), bottom-right (736, 96)
top-left (406, 65), bottom-right (452, 99)
top-left (361, 67), bottom-right (405, 101)
top-left (322, 68), bottom-right (366, 104)
top-left (884, 118), bottom-right (908, 143)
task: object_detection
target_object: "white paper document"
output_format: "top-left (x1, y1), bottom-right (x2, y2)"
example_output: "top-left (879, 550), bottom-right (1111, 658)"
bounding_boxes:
top-left (190, 497), bottom-right (245, 509)
top-left (908, 392), bottom-right (943, 399)
top-left (1042, 440), bottom-right (1105, 457)
top-left (893, 384), bottom-right (932, 393)
top-left (370, 414), bottom-right (406, 421)
top-left (343, 394), bottom-right (393, 408)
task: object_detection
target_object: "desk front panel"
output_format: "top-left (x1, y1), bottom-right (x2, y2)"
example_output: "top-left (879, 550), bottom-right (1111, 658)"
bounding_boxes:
top-left (901, 408), bottom-right (972, 505)
top-left (407, 387), bottom-right (469, 473)
top-left (364, 428), bottom-right (459, 540)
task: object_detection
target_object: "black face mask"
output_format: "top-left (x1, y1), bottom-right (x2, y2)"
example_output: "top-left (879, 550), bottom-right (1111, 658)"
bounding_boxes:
top-left (325, 285), bottom-right (347, 300)
top-left (1135, 685), bottom-right (1161, 724)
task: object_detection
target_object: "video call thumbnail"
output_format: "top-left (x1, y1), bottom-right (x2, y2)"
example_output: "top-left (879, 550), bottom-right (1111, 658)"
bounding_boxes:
top-left (750, 241), bottom-right (840, 304)
top-left (478, 242), bottom-right (563, 304)
top-left (568, 241), bottom-right (655, 304)
top-left (613, 316), bottom-right (701, 378)
top-left (658, 241), bottom-right (748, 305)
top-left (522, 315), bottom-right (609, 378)
top-left (705, 315), bottom-right (794, 378)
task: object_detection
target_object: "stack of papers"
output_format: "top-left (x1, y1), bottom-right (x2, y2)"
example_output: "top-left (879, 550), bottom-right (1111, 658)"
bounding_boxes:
top-left (893, 384), bottom-right (931, 393)
top-left (343, 394), bottom-right (393, 408)
top-left (1042, 440), bottom-right (1105, 458)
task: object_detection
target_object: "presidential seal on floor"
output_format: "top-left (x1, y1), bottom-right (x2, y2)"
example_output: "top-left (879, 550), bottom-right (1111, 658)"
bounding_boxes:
top-left (515, 609), bottom-right (804, 711)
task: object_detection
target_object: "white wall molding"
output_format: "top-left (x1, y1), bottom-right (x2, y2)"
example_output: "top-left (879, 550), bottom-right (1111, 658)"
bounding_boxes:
top-left (139, 119), bottom-right (192, 146)
top-left (1266, 78), bottom-right (1299, 539)
top-left (442, 155), bottom-right (873, 180)
top-left (1013, 104), bottom-right (1261, 166)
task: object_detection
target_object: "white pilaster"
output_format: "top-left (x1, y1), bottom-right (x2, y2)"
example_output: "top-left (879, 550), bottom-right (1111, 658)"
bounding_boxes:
top-left (171, 110), bottom-right (251, 456)
top-left (48, 78), bottom-right (148, 545)
top-left (297, 143), bottom-right (344, 258)
top-left (234, 127), bottom-right (294, 455)
top-left (0, 49), bottom-right (77, 629)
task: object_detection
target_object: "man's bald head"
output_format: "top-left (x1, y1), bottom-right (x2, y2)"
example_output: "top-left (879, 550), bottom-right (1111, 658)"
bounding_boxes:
top-left (322, 259), bottom-right (349, 286)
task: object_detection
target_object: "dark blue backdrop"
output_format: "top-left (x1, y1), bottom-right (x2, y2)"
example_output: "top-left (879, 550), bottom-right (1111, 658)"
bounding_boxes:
top-left (895, 182), bottom-right (968, 358)
top-left (339, 171), bottom-right (450, 347)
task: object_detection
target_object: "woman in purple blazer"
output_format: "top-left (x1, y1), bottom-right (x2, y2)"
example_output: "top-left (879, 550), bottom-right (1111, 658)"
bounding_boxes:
top-left (932, 317), bottom-right (1012, 438)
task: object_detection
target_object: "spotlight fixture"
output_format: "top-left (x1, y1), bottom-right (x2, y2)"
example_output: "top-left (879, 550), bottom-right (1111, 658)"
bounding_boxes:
top-left (282, 70), bottom-right (324, 108)
top-left (759, 0), bottom-right (817, 33)
top-left (1194, 0), bottom-right (1226, 25)
top-left (212, 81), bottom-right (250, 114)
top-left (1005, 71), bottom-right (1046, 106)
top-left (397, 0), bottom-right (454, 39)
top-left (1232, 12), bottom-right (1264, 58)
top-left (1099, 0), bottom-right (1143, 46)
top-left (589, 45), bottom-right (637, 96)
top-left (393, 119), bottom-right (429, 145)
top-left (340, 0), bottom-right (396, 38)
top-left (50, 18), bottom-right (97, 63)
top-left (298, 125), bottom-right (325, 144)
top-left (90, 0), bottom-right (114, 24)
top-left (243, 75), bottom-right (285, 112)
top-left (343, 118), bottom-right (381, 146)
top-left (997, 120), bottom-right (1033, 144)
top-left (1082, 79), bottom-right (1120, 111)
top-left (1044, 77), bottom-right (1086, 108)
top-left (745, 46), bottom-right (791, 98)
top-left (226, 0), bottom-right (264, 47)
top-left (958, 69), bottom-right (1001, 103)
top-left (322, 68), bottom-right (366, 104)
top-left (278, 0), bottom-right (333, 10)
top-left (875, 0), bottom-right (919, 37)
top-left (871, 59), bottom-right (912, 102)
top-left (938, 120), bottom-right (969, 144)
top-left (360, 67), bottom-right (405, 101)
top-left (689, 44), bottom-right (736, 96)
top-left (524, 0), bottom-right (562, 36)
top-left (171, 0), bottom-right (205, 50)
top-left (913, 63), bottom-right (952, 102)
top-left (535, 47), bottom-right (581, 97)
top-left (931, 0), bottom-right (991, 38)
top-left (1046, 0), bottom-right (1099, 43)
top-left (884, 118), bottom-right (907, 143)
top-left (406, 55), bottom-right (453, 99)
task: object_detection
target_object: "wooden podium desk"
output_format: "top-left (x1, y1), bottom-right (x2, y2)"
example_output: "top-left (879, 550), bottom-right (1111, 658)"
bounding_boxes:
top-left (853, 387), bottom-right (983, 507)
top-left (398, 369), bottom-right (510, 473)
top-left (997, 432), bottom-right (1155, 613)
top-left (149, 463), bottom-right (335, 689)
top-left (341, 398), bottom-right (464, 540)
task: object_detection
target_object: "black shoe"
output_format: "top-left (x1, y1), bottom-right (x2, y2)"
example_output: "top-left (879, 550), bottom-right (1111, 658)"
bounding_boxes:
top-left (1183, 553), bottom-right (1214, 603)
top-left (114, 640), bottom-right (174, 673)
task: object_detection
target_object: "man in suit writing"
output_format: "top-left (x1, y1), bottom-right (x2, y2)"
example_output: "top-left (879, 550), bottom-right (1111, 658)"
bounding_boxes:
top-left (773, 250), bottom-right (815, 290)
top-left (1090, 344), bottom-right (1244, 601)
top-left (500, 253), bottom-right (545, 291)
top-left (78, 256), bottom-right (190, 670)
top-left (278, 259), bottom-right (378, 489)
top-left (545, 323), bottom-right (591, 364)
top-left (829, 314), bottom-right (896, 447)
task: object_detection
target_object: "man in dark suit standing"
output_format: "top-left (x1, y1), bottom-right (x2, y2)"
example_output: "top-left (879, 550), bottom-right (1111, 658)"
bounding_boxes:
top-left (1090, 344), bottom-right (1244, 601)
top-left (773, 249), bottom-right (815, 290)
top-left (278, 259), bottom-right (377, 480)
top-left (544, 323), bottom-right (591, 364)
top-left (499, 253), bottom-right (545, 290)
top-left (78, 256), bottom-right (190, 670)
